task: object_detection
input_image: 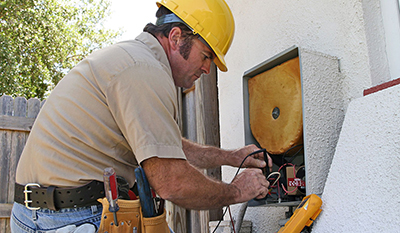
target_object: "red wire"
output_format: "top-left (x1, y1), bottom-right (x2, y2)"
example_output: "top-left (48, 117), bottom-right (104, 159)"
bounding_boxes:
top-left (281, 183), bottom-right (299, 194)
top-left (277, 163), bottom-right (298, 195)
top-left (228, 206), bottom-right (236, 233)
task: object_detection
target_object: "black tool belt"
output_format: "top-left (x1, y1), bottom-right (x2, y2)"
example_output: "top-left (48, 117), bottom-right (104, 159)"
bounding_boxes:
top-left (14, 180), bottom-right (105, 211)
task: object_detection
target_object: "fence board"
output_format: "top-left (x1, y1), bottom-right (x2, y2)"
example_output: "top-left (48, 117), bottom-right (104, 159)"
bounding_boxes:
top-left (0, 131), bottom-right (11, 203)
top-left (182, 65), bottom-right (220, 233)
top-left (166, 88), bottom-right (188, 233)
top-left (27, 98), bottom-right (41, 118)
top-left (8, 132), bottom-right (28, 202)
top-left (0, 95), bottom-right (42, 233)
top-left (13, 97), bottom-right (26, 117)
top-left (0, 126), bottom-right (13, 233)
top-left (0, 95), bottom-right (13, 115)
top-left (0, 115), bottom-right (35, 132)
top-left (0, 204), bottom-right (13, 218)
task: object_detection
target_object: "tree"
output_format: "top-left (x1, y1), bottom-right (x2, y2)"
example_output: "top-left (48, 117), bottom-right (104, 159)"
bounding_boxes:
top-left (0, 0), bottom-right (121, 99)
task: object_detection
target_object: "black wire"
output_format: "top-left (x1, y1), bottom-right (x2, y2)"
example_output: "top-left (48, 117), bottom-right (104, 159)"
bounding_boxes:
top-left (212, 148), bottom-right (267, 233)
top-left (212, 207), bottom-right (229, 232)
top-left (282, 144), bottom-right (304, 164)
top-left (233, 148), bottom-right (266, 179)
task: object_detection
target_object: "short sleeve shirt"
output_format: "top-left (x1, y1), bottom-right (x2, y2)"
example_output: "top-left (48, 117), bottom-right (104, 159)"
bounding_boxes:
top-left (16, 32), bottom-right (186, 187)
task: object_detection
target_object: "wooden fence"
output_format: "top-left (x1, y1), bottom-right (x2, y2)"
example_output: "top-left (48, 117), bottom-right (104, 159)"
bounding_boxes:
top-left (0, 95), bottom-right (44, 233)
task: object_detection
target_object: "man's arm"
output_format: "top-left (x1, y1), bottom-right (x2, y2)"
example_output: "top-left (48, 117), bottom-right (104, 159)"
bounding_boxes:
top-left (142, 157), bottom-right (269, 210)
top-left (182, 138), bottom-right (271, 169)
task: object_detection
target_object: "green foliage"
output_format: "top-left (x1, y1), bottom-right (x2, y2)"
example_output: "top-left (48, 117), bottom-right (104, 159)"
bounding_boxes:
top-left (0, 0), bottom-right (121, 99)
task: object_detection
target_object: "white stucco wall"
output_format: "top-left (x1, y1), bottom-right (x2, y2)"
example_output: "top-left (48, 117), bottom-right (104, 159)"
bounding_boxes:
top-left (217, 0), bottom-right (395, 232)
top-left (312, 84), bottom-right (400, 233)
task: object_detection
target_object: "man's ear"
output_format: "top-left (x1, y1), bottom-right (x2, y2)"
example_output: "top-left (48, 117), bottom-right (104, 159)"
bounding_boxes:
top-left (168, 27), bottom-right (182, 51)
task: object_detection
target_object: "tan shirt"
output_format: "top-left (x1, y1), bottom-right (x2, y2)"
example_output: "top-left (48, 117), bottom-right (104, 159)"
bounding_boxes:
top-left (16, 32), bottom-right (186, 187)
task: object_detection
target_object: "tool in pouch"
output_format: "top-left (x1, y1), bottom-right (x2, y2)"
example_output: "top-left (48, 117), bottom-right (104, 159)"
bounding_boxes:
top-left (103, 167), bottom-right (120, 226)
top-left (134, 166), bottom-right (169, 233)
top-left (134, 167), bottom-right (165, 217)
top-left (98, 167), bottom-right (141, 233)
top-left (98, 167), bottom-right (170, 233)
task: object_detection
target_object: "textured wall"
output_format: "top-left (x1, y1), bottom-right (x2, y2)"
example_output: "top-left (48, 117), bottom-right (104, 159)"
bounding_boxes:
top-left (300, 49), bottom-right (344, 195)
top-left (312, 84), bottom-right (400, 232)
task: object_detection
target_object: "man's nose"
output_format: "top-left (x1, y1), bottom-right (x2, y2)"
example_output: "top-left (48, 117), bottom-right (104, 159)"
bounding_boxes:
top-left (201, 59), bottom-right (212, 75)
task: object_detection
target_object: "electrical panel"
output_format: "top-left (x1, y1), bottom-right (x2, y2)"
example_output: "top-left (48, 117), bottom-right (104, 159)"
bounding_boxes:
top-left (243, 46), bottom-right (343, 206)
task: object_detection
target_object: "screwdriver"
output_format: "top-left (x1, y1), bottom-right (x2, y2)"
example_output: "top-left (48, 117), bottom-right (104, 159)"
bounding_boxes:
top-left (103, 167), bottom-right (120, 226)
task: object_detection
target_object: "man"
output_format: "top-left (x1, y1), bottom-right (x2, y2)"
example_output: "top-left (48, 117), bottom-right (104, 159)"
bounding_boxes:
top-left (11, 0), bottom-right (271, 232)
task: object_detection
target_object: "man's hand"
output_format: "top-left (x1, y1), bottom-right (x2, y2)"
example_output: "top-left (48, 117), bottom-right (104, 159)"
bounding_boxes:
top-left (182, 138), bottom-right (273, 171)
top-left (230, 168), bottom-right (270, 202)
top-left (230, 144), bottom-right (273, 170)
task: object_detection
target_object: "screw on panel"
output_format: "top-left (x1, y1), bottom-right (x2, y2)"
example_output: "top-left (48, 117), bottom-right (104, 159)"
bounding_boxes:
top-left (272, 107), bottom-right (280, 119)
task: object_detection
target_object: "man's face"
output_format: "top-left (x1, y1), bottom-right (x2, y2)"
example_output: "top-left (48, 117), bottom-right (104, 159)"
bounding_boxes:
top-left (170, 37), bottom-right (215, 88)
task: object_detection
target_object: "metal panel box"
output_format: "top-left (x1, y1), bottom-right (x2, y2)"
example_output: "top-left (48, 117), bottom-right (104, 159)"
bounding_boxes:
top-left (243, 46), bottom-right (344, 199)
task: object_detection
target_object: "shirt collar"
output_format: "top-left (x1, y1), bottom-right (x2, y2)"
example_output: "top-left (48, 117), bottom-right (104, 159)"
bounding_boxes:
top-left (135, 32), bottom-right (171, 73)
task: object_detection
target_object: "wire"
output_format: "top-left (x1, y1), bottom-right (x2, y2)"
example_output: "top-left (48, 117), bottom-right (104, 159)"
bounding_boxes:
top-left (267, 171), bottom-right (281, 191)
top-left (277, 163), bottom-right (302, 195)
top-left (281, 183), bottom-right (298, 194)
top-left (212, 148), bottom-right (266, 233)
top-left (212, 148), bottom-right (303, 232)
top-left (228, 206), bottom-right (236, 233)
top-left (282, 144), bottom-right (304, 164)
top-left (212, 207), bottom-right (228, 232)
top-left (232, 149), bottom-right (267, 181)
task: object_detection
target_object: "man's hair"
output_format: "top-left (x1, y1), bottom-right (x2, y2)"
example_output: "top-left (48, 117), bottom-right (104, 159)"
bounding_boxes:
top-left (144, 6), bottom-right (196, 60)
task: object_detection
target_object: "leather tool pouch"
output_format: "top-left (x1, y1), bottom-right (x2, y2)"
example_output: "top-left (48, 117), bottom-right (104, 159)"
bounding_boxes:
top-left (141, 208), bottom-right (170, 233)
top-left (98, 198), bottom-right (169, 233)
top-left (98, 197), bottom-right (140, 233)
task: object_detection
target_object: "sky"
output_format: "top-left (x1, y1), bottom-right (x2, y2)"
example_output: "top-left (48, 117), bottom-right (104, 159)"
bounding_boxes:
top-left (104, 0), bottom-right (158, 42)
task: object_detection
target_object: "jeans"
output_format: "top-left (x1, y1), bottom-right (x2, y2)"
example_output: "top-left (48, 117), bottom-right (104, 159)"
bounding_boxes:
top-left (11, 202), bottom-right (175, 233)
top-left (10, 202), bottom-right (102, 233)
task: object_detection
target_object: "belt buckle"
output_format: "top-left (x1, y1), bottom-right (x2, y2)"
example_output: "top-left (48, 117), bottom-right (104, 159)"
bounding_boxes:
top-left (24, 183), bottom-right (41, 210)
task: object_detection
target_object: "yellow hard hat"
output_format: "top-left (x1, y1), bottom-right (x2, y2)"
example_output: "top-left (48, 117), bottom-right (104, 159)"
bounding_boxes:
top-left (156, 0), bottom-right (235, 72)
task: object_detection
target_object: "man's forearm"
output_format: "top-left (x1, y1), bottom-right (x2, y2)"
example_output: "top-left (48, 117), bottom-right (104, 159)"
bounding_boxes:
top-left (182, 138), bottom-right (268, 169)
top-left (142, 157), bottom-right (241, 210)
top-left (182, 138), bottom-right (230, 169)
